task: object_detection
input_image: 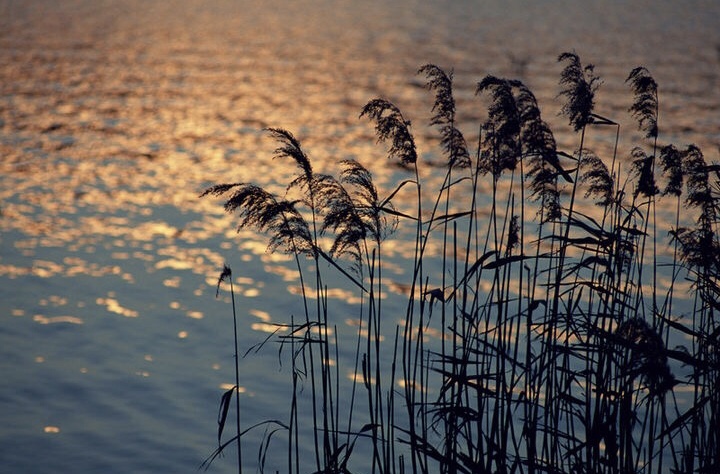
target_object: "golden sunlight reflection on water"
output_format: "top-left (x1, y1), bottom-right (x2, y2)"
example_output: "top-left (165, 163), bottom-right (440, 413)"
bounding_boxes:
top-left (1, 0), bottom-right (719, 472)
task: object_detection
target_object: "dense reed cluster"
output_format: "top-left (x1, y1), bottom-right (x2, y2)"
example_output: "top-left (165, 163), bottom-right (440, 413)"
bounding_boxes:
top-left (200, 52), bottom-right (719, 474)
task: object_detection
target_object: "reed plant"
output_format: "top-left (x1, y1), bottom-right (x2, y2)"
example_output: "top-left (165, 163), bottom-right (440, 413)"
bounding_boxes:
top-left (200, 52), bottom-right (719, 474)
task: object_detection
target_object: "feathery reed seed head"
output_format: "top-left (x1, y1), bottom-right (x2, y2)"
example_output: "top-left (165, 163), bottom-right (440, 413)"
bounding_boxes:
top-left (630, 147), bottom-right (659, 198)
top-left (360, 98), bottom-right (417, 166)
top-left (659, 144), bottom-right (684, 197)
top-left (578, 151), bottom-right (614, 206)
top-left (558, 51), bottom-right (601, 132)
top-left (419, 64), bottom-right (470, 168)
top-left (626, 66), bottom-right (659, 139)
top-left (476, 75), bottom-right (521, 176)
top-left (615, 318), bottom-right (675, 397)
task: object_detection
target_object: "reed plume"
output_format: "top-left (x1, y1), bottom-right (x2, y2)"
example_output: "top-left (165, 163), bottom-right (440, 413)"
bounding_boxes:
top-left (626, 66), bottom-right (659, 139)
top-left (673, 145), bottom-right (719, 270)
top-left (630, 147), bottom-right (659, 198)
top-left (338, 159), bottom-right (395, 245)
top-left (360, 98), bottom-right (417, 166)
top-left (659, 144), bottom-right (684, 197)
top-left (314, 174), bottom-right (366, 265)
top-left (683, 145), bottom-right (714, 217)
top-left (578, 150), bottom-right (614, 206)
top-left (267, 127), bottom-right (314, 193)
top-left (505, 215), bottom-right (520, 256)
top-left (615, 317), bottom-right (675, 397)
top-left (419, 64), bottom-right (470, 168)
top-left (476, 75), bottom-right (521, 176)
top-left (558, 51), bottom-right (601, 132)
top-left (201, 183), bottom-right (314, 256)
top-left (513, 80), bottom-right (566, 221)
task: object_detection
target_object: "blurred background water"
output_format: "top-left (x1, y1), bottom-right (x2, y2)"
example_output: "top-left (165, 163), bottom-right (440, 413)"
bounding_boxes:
top-left (1, 1), bottom-right (719, 472)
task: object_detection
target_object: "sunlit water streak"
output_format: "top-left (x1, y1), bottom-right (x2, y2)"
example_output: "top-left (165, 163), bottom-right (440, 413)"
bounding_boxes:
top-left (1, 1), bottom-right (719, 472)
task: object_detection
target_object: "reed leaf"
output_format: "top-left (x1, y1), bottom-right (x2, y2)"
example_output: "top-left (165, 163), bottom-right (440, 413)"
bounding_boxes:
top-left (657, 396), bottom-right (709, 440)
top-left (218, 386), bottom-right (236, 447)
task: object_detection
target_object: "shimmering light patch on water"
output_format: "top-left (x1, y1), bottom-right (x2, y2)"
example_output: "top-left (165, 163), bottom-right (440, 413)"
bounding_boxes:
top-left (672, 384), bottom-right (702, 406)
top-left (30, 260), bottom-right (64, 278)
top-left (346, 365), bottom-right (385, 386)
top-left (164, 276), bottom-right (181, 288)
top-left (396, 378), bottom-right (427, 393)
top-left (219, 383), bottom-right (246, 394)
top-left (33, 315), bottom-right (84, 325)
top-left (286, 284), bottom-right (365, 305)
top-left (156, 258), bottom-right (194, 270)
top-left (96, 295), bottom-right (139, 318)
top-left (39, 295), bottom-right (68, 306)
top-left (43, 426), bottom-right (60, 434)
top-left (230, 276), bottom-right (252, 285)
top-left (250, 322), bottom-right (282, 334)
top-left (263, 264), bottom-right (298, 282)
top-left (353, 326), bottom-right (386, 342)
top-left (249, 309), bottom-right (271, 322)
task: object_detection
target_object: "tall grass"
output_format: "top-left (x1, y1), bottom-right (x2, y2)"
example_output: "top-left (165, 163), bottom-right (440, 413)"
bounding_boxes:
top-left (200, 53), bottom-right (719, 474)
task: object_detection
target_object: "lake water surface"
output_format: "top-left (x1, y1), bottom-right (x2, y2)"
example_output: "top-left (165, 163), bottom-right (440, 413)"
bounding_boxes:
top-left (1, 1), bottom-right (719, 473)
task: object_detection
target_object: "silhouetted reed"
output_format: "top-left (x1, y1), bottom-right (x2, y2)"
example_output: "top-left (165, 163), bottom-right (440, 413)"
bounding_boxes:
top-left (200, 52), bottom-right (719, 474)
top-left (557, 51), bottom-right (601, 132)
top-left (626, 66), bottom-right (659, 140)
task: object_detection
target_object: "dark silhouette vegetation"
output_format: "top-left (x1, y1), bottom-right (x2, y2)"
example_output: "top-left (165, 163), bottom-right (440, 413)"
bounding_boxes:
top-left (200, 52), bottom-right (720, 474)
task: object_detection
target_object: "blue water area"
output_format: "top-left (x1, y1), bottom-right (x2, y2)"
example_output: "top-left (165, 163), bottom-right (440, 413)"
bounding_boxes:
top-left (1, 1), bottom-right (719, 472)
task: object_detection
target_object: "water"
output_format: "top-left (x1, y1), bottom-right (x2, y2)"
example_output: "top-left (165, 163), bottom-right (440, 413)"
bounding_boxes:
top-left (1, 1), bottom-right (719, 472)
